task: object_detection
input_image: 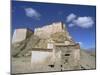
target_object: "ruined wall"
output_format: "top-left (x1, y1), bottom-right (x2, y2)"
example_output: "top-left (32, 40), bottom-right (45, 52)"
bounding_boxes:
top-left (55, 44), bottom-right (80, 70)
top-left (12, 22), bottom-right (72, 43)
top-left (34, 22), bottom-right (66, 38)
top-left (12, 28), bottom-right (33, 44)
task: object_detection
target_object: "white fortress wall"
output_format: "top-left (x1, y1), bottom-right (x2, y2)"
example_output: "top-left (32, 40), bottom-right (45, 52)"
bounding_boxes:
top-left (12, 28), bottom-right (33, 44)
top-left (12, 29), bottom-right (27, 43)
top-left (34, 22), bottom-right (65, 38)
top-left (31, 51), bottom-right (53, 65)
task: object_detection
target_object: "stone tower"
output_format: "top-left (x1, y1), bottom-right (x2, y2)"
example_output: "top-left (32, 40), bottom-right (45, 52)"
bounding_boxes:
top-left (12, 28), bottom-right (33, 44)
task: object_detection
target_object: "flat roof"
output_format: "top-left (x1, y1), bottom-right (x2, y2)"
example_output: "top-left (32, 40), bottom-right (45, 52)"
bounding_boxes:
top-left (55, 43), bottom-right (80, 48)
top-left (29, 48), bottom-right (53, 52)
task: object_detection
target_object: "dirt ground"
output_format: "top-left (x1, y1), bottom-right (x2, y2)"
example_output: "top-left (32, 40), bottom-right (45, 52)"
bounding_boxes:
top-left (11, 50), bottom-right (96, 74)
top-left (11, 56), bottom-right (62, 74)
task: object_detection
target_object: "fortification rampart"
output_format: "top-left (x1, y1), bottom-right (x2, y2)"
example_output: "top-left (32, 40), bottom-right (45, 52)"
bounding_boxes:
top-left (34, 22), bottom-right (66, 38)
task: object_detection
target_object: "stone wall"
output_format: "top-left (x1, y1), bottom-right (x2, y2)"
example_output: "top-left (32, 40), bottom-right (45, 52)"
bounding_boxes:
top-left (55, 44), bottom-right (80, 70)
top-left (34, 22), bottom-right (66, 39)
top-left (12, 28), bottom-right (33, 44)
top-left (31, 49), bottom-right (54, 65)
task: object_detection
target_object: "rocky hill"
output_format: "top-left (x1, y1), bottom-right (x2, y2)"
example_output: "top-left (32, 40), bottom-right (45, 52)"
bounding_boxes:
top-left (80, 49), bottom-right (96, 69)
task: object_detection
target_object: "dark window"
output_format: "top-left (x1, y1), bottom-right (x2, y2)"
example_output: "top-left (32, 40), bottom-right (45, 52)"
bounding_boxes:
top-left (61, 65), bottom-right (62, 67)
top-left (48, 65), bottom-right (54, 68)
top-left (65, 54), bottom-right (70, 56)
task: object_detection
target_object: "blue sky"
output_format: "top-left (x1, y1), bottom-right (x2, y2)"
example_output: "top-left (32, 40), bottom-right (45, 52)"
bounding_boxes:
top-left (12, 1), bottom-right (96, 49)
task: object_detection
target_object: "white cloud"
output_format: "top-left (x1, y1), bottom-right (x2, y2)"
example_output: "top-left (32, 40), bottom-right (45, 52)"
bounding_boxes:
top-left (24, 8), bottom-right (41, 20)
top-left (73, 17), bottom-right (94, 28)
top-left (66, 13), bottom-right (94, 28)
top-left (66, 13), bottom-right (77, 22)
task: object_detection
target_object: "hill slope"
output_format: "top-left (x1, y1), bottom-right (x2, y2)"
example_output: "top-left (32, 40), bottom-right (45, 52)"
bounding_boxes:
top-left (80, 50), bottom-right (96, 69)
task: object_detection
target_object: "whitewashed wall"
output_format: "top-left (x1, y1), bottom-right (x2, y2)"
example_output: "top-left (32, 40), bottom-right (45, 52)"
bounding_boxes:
top-left (31, 51), bottom-right (53, 65)
top-left (12, 29), bottom-right (27, 43)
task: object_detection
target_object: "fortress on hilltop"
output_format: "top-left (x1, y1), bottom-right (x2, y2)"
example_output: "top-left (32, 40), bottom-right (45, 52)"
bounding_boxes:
top-left (12, 22), bottom-right (80, 71)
